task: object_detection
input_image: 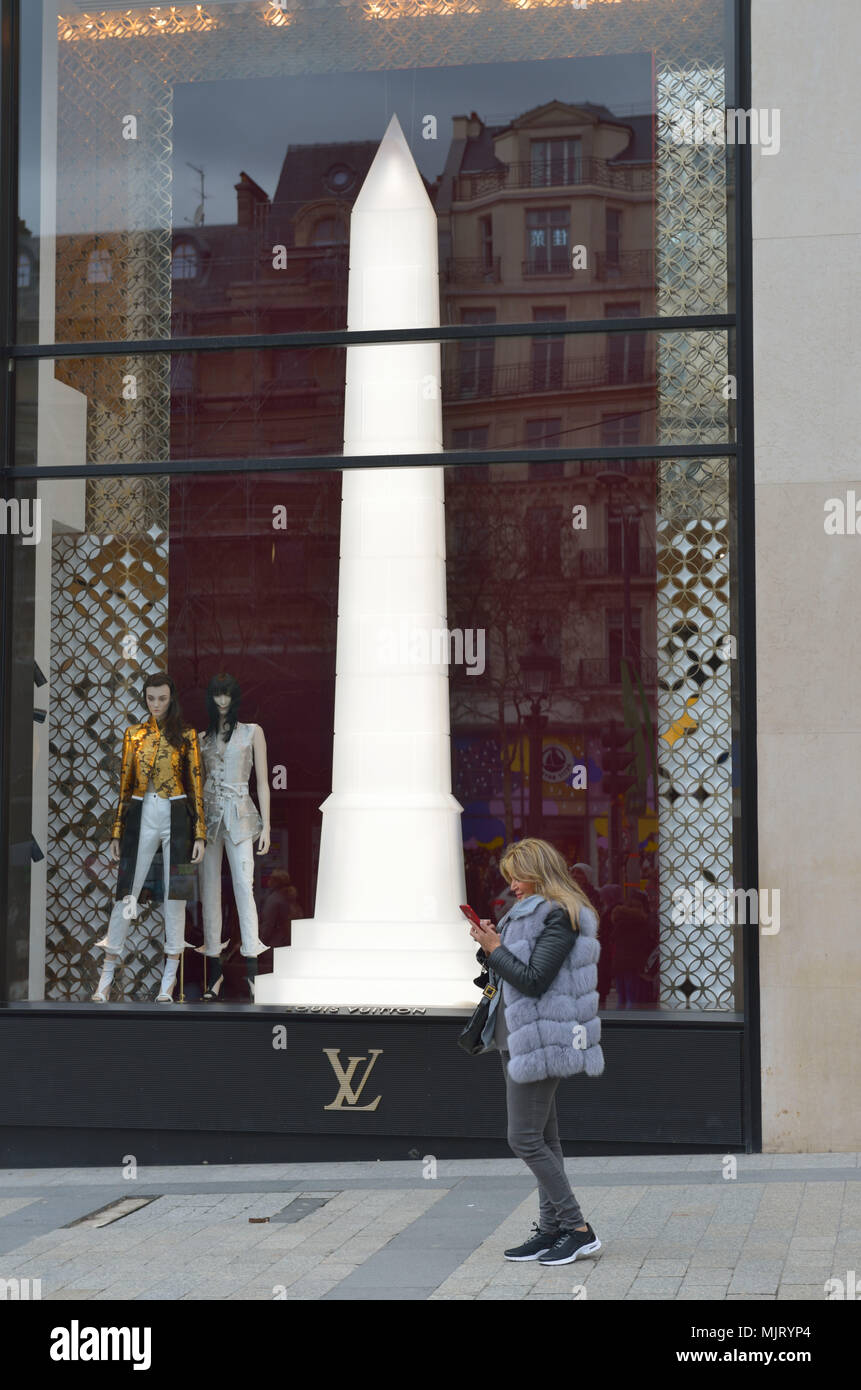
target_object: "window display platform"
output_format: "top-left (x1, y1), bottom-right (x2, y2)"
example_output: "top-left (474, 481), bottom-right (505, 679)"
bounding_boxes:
top-left (0, 1006), bottom-right (746, 1166)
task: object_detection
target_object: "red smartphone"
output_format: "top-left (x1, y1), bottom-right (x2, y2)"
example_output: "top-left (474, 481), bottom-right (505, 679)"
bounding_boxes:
top-left (460, 904), bottom-right (481, 926)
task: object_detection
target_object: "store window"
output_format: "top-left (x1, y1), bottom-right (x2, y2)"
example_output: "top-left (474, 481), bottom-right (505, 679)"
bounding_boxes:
top-left (4, 0), bottom-right (742, 1016)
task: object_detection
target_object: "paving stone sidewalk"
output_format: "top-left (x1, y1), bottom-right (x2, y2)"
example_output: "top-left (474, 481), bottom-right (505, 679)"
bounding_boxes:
top-left (0, 1153), bottom-right (859, 1301)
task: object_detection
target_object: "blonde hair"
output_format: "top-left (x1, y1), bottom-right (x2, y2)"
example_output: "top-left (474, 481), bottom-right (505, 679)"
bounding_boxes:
top-left (499, 838), bottom-right (593, 932)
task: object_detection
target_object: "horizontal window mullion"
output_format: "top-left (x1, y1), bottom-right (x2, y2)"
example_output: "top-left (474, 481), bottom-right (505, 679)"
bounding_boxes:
top-left (4, 314), bottom-right (735, 360)
top-left (4, 441), bottom-right (736, 481)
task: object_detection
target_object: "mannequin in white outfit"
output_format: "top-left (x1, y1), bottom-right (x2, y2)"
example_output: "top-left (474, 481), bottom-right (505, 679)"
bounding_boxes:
top-left (199, 673), bottom-right (270, 1000)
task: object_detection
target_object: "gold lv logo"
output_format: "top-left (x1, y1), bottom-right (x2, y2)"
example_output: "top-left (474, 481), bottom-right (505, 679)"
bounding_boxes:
top-left (322, 1048), bottom-right (383, 1111)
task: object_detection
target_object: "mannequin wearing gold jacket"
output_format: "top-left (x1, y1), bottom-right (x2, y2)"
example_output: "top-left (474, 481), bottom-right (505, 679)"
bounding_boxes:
top-left (93, 672), bottom-right (206, 1002)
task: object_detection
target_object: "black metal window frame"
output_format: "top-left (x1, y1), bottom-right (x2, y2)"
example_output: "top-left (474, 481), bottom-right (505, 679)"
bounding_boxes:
top-left (0, 0), bottom-right (760, 1148)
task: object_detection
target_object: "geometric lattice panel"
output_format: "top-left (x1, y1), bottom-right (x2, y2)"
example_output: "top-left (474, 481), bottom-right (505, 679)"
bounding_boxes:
top-left (656, 64), bottom-right (729, 318)
top-left (45, 515), bottom-right (169, 1000)
top-left (655, 459), bottom-right (734, 1009)
top-left (656, 64), bottom-right (730, 444)
top-left (652, 52), bottom-right (734, 1009)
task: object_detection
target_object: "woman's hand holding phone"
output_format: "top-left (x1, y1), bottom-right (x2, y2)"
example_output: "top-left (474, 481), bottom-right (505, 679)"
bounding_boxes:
top-left (460, 903), bottom-right (502, 952)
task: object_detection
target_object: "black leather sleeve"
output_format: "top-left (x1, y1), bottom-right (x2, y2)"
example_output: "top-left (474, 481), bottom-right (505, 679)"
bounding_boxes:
top-left (487, 907), bottom-right (578, 998)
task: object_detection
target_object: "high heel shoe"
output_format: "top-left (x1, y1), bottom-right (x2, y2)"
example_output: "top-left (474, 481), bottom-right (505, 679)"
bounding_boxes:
top-left (202, 955), bottom-right (224, 1001)
top-left (92, 984), bottom-right (111, 1002)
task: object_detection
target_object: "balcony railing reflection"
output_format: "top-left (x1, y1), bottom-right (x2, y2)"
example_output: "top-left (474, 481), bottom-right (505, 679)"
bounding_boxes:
top-left (444, 257), bottom-right (502, 283)
top-left (521, 255), bottom-right (574, 277)
top-left (578, 548), bottom-right (657, 579)
top-left (443, 351), bottom-right (656, 401)
top-left (454, 158), bottom-right (654, 201)
top-left (593, 250), bottom-right (654, 282)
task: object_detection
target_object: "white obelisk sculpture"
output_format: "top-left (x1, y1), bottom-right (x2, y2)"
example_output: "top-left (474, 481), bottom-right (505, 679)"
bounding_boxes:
top-left (255, 116), bottom-right (478, 1007)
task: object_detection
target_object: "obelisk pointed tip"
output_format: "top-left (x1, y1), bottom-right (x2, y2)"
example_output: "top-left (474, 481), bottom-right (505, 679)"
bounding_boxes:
top-left (353, 113), bottom-right (431, 214)
top-left (382, 112), bottom-right (407, 142)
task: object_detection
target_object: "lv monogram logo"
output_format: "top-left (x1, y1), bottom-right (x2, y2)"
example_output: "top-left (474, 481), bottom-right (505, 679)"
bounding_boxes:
top-left (322, 1048), bottom-right (383, 1111)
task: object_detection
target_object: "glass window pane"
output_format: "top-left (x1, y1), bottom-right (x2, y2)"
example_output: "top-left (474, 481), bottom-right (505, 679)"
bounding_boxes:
top-left (18, 1), bottom-right (734, 343)
top-left (5, 454), bottom-right (742, 1013)
top-left (12, 329), bottom-right (736, 470)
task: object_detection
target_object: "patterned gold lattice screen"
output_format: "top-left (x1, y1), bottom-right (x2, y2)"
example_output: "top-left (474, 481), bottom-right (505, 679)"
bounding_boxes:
top-left (46, 0), bottom-right (733, 1002)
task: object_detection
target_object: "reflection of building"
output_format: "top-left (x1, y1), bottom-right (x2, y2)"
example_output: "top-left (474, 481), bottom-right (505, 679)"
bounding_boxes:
top-left (38, 109), bottom-right (662, 955)
top-left (434, 103), bottom-right (657, 890)
top-left (445, 459), bottom-right (657, 898)
top-left (437, 101), bottom-right (655, 453)
top-left (169, 142), bottom-right (383, 458)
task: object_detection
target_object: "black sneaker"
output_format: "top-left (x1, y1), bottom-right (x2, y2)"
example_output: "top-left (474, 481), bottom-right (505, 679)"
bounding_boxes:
top-left (538, 1223), bottom-right (601, 1265)
top-left (504, 1222), bottom-right (560, 1261)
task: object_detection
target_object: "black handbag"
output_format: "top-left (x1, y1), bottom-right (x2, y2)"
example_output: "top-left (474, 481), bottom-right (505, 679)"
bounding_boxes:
top-left (458, 946), bottom-right (500, 1055)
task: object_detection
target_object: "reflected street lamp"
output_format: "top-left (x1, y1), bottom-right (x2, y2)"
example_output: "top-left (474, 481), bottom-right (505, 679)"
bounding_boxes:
top-left (517, 629), bottom-right (557, 838)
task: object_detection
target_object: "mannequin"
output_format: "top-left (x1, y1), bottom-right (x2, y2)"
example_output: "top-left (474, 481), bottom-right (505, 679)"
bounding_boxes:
top-left (93, 672), bottom-right (206, 1002)
top-left (198, 673), bottom-right (271, 1000)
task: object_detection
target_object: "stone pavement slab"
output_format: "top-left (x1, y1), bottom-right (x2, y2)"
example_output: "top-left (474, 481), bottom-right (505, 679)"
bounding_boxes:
top-left (2, 1154), bottom-right (861, 1301)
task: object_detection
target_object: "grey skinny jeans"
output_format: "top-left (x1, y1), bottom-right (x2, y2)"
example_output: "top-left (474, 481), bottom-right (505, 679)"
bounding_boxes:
top-left (499, 1049), bottom-right (585, 1233)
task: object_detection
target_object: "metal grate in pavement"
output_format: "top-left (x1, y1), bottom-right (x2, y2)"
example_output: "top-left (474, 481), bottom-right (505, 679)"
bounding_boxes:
top-left (268, 1196), bottom-right (334, 1224)
top-left (64, 1196), bottom-right (161, 1229)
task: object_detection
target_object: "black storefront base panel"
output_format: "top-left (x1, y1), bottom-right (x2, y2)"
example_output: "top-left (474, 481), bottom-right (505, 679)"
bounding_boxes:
top-left (0, 1007), bottom-right (746, 1165)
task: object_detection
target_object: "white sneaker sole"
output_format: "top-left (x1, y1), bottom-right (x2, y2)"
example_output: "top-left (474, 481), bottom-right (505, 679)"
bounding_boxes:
top-left (504, 1249), bottom-right (556, 1262)
top-left (504, 1234), bottom-right (560, 1261)
top-left (539, 1238), bottom-right (602, 1265)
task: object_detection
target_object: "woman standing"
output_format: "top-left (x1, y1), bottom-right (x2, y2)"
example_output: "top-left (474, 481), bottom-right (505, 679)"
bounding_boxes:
top-left (470, 838), bottom-right (604, 1266)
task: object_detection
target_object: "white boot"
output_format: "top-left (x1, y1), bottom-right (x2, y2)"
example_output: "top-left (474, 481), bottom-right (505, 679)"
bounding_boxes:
top-left (93, 959), bottom-right (117, 1002)
top-left (157, 956), bottom-right (179, 1003)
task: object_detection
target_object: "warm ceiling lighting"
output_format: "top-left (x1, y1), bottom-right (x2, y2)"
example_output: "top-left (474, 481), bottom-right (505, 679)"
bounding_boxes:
top-left (58, 5), bottom-right (218, 41)
top-left (262, 1), bottom-right (293, 25)
top-left (507, 0), bottom-right (629, 8)
top-left (363, 0), bottom-right (481, 17)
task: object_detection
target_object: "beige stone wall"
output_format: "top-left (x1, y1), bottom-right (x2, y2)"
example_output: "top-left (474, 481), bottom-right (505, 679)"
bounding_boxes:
top-left (753, 0), bottom-right (861, 1149)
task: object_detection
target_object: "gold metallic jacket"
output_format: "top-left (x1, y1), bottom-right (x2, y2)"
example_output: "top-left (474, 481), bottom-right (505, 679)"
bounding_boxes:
top-left (111, 715), bottom-right (207, 842)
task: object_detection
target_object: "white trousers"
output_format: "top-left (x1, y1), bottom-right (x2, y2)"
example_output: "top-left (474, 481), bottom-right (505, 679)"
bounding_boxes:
top-left (98, 792), bottom-right (187, 957)
top-left (200, 826), bottom-right (264, 958)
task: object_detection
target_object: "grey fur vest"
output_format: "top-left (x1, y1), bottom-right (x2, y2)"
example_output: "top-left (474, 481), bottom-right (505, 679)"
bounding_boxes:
top-left (497, 896), bottom-right (605, 1084)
